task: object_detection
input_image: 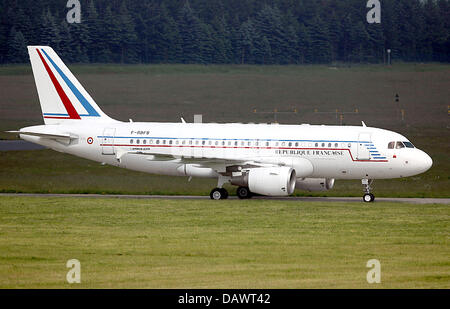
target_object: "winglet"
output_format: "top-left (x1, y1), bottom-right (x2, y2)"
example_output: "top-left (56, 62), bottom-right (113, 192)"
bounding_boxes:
top-left (181, 117), bottom-right (186, 124)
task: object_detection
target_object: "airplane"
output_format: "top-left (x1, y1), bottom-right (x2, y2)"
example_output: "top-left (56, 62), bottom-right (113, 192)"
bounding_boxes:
top-left (8, 46), bottom-right (433, 202)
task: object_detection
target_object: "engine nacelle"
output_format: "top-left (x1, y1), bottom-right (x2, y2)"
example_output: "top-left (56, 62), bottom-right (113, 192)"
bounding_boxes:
top-left (295, 178), bottom-right (335, 192)
top-left (231, 167), bottom-right (296, 196)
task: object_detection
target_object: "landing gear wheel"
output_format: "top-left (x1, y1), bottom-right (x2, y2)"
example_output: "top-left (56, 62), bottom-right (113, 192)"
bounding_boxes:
top-left (362, 179), bottom-right (375, 203)
top-left (219, 188), bottom-right (228, 199)
top-left (210, 188), bottom-right (228, 200)
top-left (237, 186), bottom-right (252, 199)
top-left (363, 193), bottom-right (375, 203)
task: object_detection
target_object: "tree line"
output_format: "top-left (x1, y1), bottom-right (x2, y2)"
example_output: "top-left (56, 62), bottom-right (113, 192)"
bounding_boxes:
top-left (1, 0), bottom-right (449, 64)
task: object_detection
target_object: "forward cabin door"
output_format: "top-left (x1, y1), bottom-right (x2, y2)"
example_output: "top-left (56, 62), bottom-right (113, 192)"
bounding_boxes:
top-left (357, 133), bottom-right (371, 160)
top-left (102, 128), bottom-right (116, 155)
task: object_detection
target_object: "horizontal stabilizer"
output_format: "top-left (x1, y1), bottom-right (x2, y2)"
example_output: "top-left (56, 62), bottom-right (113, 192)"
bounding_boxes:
top-left (6, 130), bottom-right (74, 140)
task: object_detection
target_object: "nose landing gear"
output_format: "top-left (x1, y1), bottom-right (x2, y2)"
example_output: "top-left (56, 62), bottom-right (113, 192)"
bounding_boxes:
top-left (362, 179), bottom-right (375, 203)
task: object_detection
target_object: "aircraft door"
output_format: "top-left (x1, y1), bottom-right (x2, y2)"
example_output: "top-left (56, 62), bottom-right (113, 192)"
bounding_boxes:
top-left (102, 128), bottom-right (116, 155)
top-left (357, 133), bottom-right (371, 160)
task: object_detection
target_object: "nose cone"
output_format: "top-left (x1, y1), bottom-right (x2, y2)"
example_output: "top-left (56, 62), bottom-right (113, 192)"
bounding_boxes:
top-left (417, 150), bottom-right (433, 174)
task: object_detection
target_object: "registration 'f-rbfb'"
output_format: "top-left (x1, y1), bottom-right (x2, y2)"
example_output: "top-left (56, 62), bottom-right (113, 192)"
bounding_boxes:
top-left (10, 46), bottom-right (433, 202)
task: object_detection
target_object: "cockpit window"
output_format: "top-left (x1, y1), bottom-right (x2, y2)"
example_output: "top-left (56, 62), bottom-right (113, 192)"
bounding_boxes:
top-left (395, 142), bottom-right (405, 149)
top-left (403, 141), bottom-right (415, 148)
top-left (389, 141), bottom-right (414, 149)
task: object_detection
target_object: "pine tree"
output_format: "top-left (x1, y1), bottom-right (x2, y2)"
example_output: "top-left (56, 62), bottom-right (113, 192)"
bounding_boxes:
top-left (350, 21), bottom-right (369, 62)
top-left (6, 28), bottom-right (28, 63)
top-left (308, 17), bottom-right (332, 63)
top-left (85, 0), bottom-right (101, 62)
top-left (177, 1), bottom-right (204, 64)
top-left (237, 19), bottom-right (256, 64)
top-left (40, 9), bottom-right (61, 50)
top-left (211, 16), bottom-right (232, 64)
top-left (297, 23), bottom-right (313, 64)
top-left (58, 20), bottom-right (74, 62)
top-left (97, 6), bottom-right (120, 63)
top-left (254, 5), bottom-right (289, 64)
top-left (328, 12), bottom-right (341, 62)
top-left (117, 2), bottom-right (138, 63)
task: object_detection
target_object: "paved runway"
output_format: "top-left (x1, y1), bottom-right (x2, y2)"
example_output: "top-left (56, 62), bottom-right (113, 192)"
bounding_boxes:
top-left (0, 193), bottom-right (448, 204)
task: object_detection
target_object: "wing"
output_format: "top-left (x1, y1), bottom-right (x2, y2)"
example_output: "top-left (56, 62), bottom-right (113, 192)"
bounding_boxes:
top-left (114, 148), bottom-right (268, 173)
top-left (115, 147), bottom-right (314, 177)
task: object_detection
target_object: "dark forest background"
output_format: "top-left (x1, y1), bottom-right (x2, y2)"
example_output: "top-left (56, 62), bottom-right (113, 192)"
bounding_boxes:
top-left (1, 0), bottom-right (449, 64)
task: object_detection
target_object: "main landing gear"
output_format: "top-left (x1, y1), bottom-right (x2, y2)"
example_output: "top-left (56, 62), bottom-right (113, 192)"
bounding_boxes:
top-left (362, 179), bottom-right (375, 203)
top-left (210, 176), bottom-right (230, 200)
top-left (236, 186), bottom-right (252, 199)
top-left (209, 186), bottom-right (254, 200)
top-left (210, 188), bottom-right (228, 200)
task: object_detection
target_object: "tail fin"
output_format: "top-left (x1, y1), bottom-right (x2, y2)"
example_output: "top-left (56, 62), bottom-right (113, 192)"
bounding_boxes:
top-left (27, 46), bottom-right (114, 124)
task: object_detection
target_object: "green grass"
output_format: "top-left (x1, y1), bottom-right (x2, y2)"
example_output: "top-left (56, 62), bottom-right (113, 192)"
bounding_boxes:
top-left (0, 196), bottom-right (448, 288)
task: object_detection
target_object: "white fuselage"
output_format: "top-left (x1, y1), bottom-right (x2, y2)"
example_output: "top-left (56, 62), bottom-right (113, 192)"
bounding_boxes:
top-left (20, 121), bottom-right (433, 181)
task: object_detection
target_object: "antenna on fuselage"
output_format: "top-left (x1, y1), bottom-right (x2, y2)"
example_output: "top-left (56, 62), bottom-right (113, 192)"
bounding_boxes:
top-left (362, 121), bottom-right (367, 127)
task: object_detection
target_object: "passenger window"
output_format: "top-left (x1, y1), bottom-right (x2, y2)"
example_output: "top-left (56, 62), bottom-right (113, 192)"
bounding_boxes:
top-left (222, 141), bottom-right (225, 146)
top-left (315, 143), bottom-right (318, 147)
top-left (143, 140), bottom-right (146, 144)
top-left (395, 142), bottom-right (405, 149)
top-left (169, 140), bottom-right (172, 145)
top-left (136, 139), bottom-right (140, 144)
top-left (335, 143), bottom-right (338, 148)
top-left (156, 140), bottom-right (160, 144)
top-left (202, 140), bottom-right (205, 145)
top-left (162, 140), bottom-right (166, 144)
top-left (328, 143), bottom-right (331, 147)
top-left (288, 142), bottom-right (292, 147)
top-left (266, 142), bottom-right (270, 147)
top-left (321, 143), bottom-right (325, 147)
top-left (130, 139), bottom-right (133, 144)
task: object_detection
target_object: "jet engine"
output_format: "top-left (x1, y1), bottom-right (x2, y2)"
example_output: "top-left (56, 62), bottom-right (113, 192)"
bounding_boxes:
top-left (231, 167), bottom-right (296, 196)
top-left (295, 178), bottom-right (335, 192)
